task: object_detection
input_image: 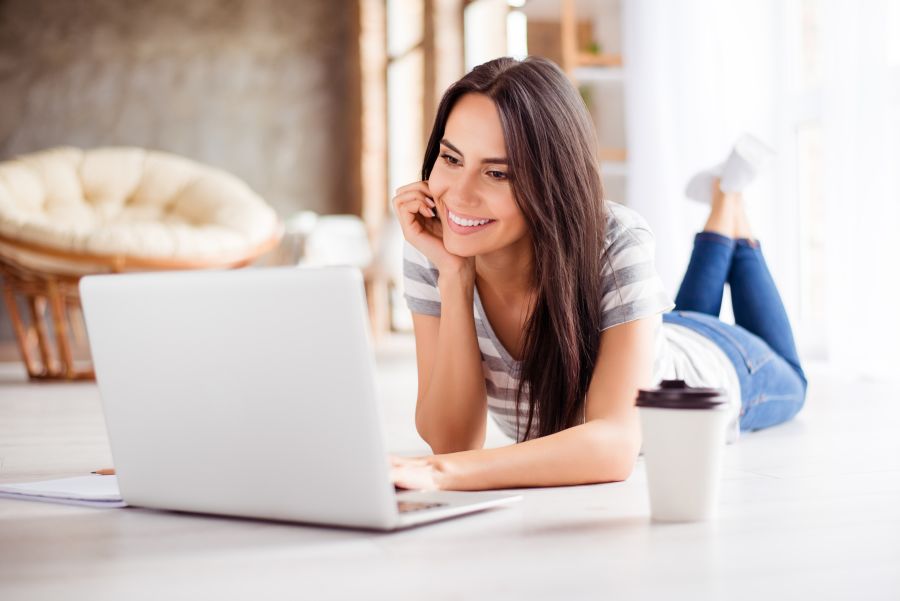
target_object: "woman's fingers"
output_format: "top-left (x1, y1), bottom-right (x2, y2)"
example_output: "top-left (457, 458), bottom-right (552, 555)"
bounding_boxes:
top-left (395, 180), bottom-right (435, 205)
top-left (395, 194), bottom-right (437, 225)
top-left (390, 454), bottom-right (439, 491)
top-left (392, 181), bottom-right (439, 237)
top-left (393, 190), bottom-right (435, 214)
top-left (417, 202), bottom-right (436, 219)
top-left (391, 180), bottom-right (460, 271)
top-left (393, 188), bottom-right (435, 221)
top-left (399, 202), bottom-right (433, 227)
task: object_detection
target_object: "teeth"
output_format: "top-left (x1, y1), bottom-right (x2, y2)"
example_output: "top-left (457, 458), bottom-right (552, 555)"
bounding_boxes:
top-left (449, 210), bottom-right (491, 227)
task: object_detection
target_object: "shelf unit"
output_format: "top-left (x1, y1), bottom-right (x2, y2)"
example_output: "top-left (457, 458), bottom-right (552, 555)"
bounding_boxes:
top-left (524, 0), bottom-right (627, 202)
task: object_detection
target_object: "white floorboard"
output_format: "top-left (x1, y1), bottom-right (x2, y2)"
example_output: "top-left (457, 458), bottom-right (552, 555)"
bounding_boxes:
top-left (0, 334), bottom-right (898, 600)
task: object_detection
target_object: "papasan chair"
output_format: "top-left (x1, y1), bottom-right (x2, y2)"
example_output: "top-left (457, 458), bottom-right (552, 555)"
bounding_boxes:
top-left (0, 146), bottom-right (282, 380)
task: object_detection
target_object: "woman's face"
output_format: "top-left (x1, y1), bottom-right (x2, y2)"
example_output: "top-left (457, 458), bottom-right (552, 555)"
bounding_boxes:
top-left (428, 93), bottom-right (530, 258)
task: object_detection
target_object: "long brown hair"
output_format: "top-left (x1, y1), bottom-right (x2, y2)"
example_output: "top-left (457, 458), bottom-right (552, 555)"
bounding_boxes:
top-left (421, 56), bottom-right (607, 440)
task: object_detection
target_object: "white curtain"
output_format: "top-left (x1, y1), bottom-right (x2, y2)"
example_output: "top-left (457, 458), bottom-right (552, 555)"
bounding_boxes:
top-left (820, 0), bottom-right (900, 379)
top-left (622, 0), bottom-right (783, 323)
top-left (622, 0), bottom-right (900, 381)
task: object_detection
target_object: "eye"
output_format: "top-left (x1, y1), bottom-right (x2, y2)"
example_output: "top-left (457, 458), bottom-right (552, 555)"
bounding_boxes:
top-left (486, 170), bottom-right (508, 181)
top-left (440, 153), bottom-right (461, 166)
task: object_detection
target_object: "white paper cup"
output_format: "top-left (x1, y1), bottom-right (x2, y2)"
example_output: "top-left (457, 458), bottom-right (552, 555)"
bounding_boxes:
top-left (637, 380), bottom-right (730, 522)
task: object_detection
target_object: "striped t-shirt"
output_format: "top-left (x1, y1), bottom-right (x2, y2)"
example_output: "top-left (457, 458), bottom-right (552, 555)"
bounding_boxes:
top-left (403, 201), bottom-right (741, 443)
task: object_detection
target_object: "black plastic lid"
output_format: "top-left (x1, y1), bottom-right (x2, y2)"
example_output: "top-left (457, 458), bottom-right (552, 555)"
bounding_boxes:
top-left (636, 379), bottom-right (728, 410)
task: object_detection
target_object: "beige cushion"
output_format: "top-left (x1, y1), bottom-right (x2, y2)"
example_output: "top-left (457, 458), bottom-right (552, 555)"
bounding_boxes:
top-left (0, 146), bottom-right (279, 274)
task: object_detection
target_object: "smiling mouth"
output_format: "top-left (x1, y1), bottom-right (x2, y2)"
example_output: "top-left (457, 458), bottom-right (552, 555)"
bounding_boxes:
top-left (447, 210), bottom-right (495, 227)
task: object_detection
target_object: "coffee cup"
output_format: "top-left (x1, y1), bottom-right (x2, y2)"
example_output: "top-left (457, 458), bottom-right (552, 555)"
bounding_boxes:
top-left (636, 379), bottom-right (730, 522)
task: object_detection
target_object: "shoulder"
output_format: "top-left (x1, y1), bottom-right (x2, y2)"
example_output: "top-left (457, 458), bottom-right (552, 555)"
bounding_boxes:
top-left (598, 201), bottom-right (674, 330)
top-left (601, 201), bottom-right (658, 268)
top-left (604, 201), bottom-right (656, 245)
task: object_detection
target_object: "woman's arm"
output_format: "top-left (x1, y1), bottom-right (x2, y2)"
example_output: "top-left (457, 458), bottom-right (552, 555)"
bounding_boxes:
top-left (393, 181), bottom-right (488, 453)
top-left (412, 269), bottom-right (490, 454)
top-left (392, 315), bottom-right (658, 490)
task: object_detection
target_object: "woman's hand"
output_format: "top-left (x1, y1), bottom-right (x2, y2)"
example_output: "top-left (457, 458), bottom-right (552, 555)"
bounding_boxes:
top-left (390, 454), bottom-right (447, 491)
top-left (392, 181), bottom-right (473, 278)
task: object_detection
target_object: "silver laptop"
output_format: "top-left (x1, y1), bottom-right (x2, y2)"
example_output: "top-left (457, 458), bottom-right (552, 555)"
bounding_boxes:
top-left (79, 267), bottom-right (521, 530)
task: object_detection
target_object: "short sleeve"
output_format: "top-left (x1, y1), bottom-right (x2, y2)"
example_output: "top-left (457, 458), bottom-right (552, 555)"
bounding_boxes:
top-left (403, 242), bottom-right (442, 316)
top-left (599, 206), bottom-right (675, 331)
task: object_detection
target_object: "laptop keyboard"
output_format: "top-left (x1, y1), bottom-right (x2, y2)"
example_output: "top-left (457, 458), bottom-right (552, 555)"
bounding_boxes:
top-left (398, 500), bottom-right (448, 513)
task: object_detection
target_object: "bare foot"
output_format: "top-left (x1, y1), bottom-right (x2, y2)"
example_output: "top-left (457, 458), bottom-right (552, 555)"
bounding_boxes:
top-left (711, 178), bottom-right (741, 204)
top-left (711, 179), bottom-right (757, 243)
top-left (702, 178), bottom-right (741, 238)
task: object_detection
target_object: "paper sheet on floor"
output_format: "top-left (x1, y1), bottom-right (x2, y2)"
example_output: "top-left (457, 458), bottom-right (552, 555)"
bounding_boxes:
top-left (0, 475), bottom-right (125, 508)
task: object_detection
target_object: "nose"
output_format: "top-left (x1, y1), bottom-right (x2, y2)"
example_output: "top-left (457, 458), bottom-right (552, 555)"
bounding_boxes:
top-left (442, 168), bottom-right (481, 209)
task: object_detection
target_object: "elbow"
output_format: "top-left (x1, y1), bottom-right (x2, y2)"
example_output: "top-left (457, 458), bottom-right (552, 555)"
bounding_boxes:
top-left (429, 440), bottom-right (484, 455)
top-left (590, 454), bottom-right (637, 484)
top-left (415, 417), bottom-right (484, 454)
top-left (414, 411), bottom-right (439, 449)
top-left (586, 421), bottom-right (642, 483)
top-left (607, 429), bottom-right (642, 482)
top-left (611, 431), bottom-right (642, 482)
top-left (605, 453), bottom-right (639, 483)
top-left (421, 432), bottom-right (485, 455)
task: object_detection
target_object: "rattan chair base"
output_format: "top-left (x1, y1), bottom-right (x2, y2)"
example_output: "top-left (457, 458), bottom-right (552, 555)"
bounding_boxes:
top-left (0, 261), bottom-right (92, 380)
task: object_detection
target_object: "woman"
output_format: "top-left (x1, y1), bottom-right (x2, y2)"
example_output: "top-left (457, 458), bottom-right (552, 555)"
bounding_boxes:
top-left (390, 57), bottom-right (807, 491)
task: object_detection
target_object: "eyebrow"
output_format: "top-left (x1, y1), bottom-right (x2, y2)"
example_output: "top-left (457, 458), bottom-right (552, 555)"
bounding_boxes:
top-left (440, 139), bottom-right (509, 165)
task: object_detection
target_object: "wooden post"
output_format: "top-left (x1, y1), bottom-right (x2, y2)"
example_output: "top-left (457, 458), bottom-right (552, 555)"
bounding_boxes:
top-left (359, 0), bottom-right (388, 243)
top-left (29, 295), bottom-right (55, 376)
top-left (424, 0), bottom-right (465, 135)
top-left (561, 0), bottom-right (578, 77)
top-left (2, 285), bottom-right (37, 376)
top-left (46, 279), bottom-right (74, 379)
top-left (358, 0), bottom-right (389, 339)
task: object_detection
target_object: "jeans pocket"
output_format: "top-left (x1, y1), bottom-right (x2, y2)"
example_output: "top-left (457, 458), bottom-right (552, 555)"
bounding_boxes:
top-left (712, 324), bottom-right (775, 374)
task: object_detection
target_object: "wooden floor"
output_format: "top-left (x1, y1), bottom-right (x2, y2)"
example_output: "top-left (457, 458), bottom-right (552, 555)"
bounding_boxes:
top-left (0, 340), bottom-right (19, 362)
top-left (1, 334), bottom-right (898, 600)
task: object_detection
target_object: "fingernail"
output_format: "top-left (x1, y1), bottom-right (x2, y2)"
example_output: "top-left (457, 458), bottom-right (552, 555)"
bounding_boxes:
top-left (427, 197), bottom-right (435, 207)
top-left (430, 208), bottom-right (436, 217)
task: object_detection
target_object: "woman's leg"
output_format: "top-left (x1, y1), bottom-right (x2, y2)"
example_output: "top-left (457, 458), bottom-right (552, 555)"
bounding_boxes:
top-left (675, 179), bottom-right (807, 387)
top-left (673, 232), bottom-right (734, 315)
top-left (673, 180), bottom-right (740, 316)
top-left (669, 180), bottom-right (807, 432)
top-left (663, 310), bottom-right (807, 431)
top-left (718, 184), bottom-right (807, 387)
top-left (728, 239), bottom-right (807, 388)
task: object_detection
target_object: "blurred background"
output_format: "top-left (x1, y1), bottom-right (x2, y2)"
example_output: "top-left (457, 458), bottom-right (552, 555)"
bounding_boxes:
top-left (0, 0), bottom-right (897, 382)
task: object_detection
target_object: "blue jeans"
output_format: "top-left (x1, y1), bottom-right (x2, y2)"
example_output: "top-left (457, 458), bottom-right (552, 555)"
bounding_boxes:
top-left (663, 232), bottom-right (808, 432)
